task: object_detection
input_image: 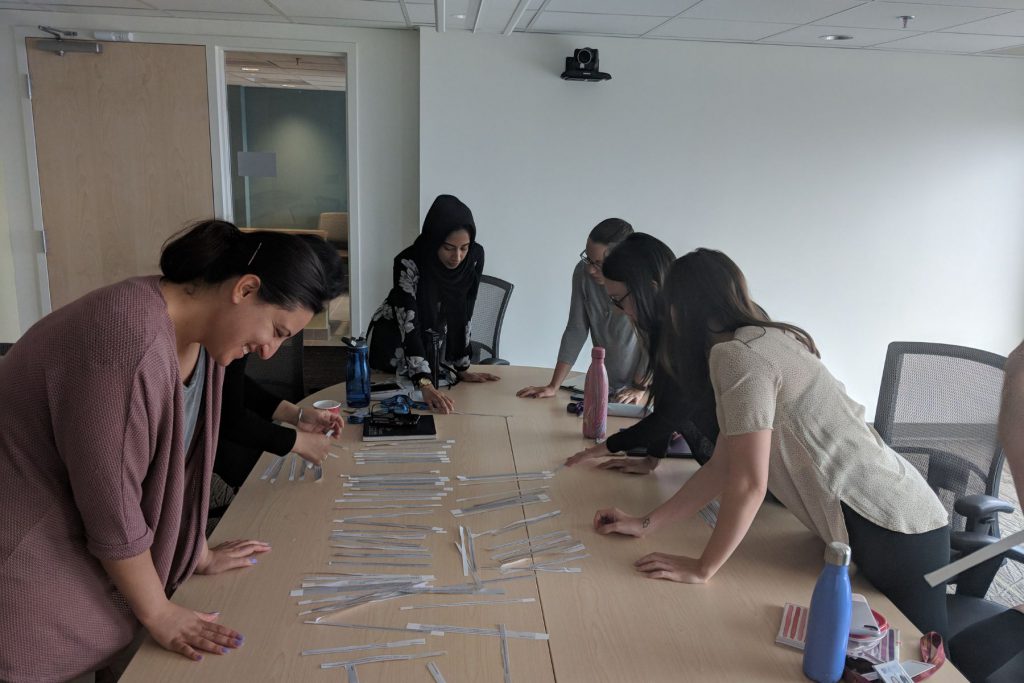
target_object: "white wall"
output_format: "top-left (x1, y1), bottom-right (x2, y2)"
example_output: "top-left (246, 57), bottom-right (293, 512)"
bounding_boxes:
top-left (0, 10), bottom-right (420, 340)
top-left (420, 30), bottom-right (1024, 414)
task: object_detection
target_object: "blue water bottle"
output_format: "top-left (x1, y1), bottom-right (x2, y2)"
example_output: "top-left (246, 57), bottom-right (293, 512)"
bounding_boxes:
top-left (803, 541), bottom-right (852, 683)
top-left (346, 337), bottom-right (370, 408)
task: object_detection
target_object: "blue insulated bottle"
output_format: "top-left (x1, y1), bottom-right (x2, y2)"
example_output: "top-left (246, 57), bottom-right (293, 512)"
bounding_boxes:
top-left (802, 542), bottom-right (852, 683)
top-left (346, 338), bottom-right (370, 408)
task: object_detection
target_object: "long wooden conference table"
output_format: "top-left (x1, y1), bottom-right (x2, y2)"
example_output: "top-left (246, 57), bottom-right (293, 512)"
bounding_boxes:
top-left (122, 365), bottom-right (966, 682)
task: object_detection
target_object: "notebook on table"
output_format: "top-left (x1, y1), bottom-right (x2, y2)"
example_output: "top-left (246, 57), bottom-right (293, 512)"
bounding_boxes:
top-left (362, 414), bottom-right (438, 442)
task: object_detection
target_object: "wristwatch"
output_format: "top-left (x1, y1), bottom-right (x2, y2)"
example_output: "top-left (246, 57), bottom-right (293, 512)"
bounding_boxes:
top-left (417, 377), bottom-right (434, 389)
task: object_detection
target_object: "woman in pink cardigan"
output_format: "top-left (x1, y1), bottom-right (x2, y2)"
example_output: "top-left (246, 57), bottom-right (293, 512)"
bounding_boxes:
top-left (0, 220), bottom-right (340, 682)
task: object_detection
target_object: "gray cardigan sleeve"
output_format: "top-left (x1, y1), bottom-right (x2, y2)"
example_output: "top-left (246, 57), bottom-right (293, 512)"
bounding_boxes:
top-left (556, 263), bottom-right (590, 367)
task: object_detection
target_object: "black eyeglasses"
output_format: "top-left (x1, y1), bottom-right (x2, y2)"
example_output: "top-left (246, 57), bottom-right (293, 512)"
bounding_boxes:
top-left (579, 250), bottom-right (603, 269)
top-left (608, 290), bottom-right (632, 310)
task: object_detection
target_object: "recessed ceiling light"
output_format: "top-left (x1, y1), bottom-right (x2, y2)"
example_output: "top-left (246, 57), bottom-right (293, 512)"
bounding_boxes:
top-left (821, 34), bottom-right (854, 41)
top-left (241, 67), bottom-right (260, 72)
top-left (452, 13), bottom-right (466, 19)
top-left (280, 84), bottom-right (295, 88)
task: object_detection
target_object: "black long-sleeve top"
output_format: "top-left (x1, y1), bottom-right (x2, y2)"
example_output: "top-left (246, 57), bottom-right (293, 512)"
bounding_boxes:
top-left (218, 356), bottom-right (296, 456)
top-left (605, 368), bottom-right (719, 462)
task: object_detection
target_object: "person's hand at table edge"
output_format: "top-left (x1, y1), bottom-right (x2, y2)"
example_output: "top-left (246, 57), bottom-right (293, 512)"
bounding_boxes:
top-left (143, 602), bottom-right (245, 662)
top-left (565, 442), bottom-right (612, 466)
top-left (598, 455), bottom-right (660, 475)
top-left (516, 384), bottom-right (558, 399)
top-left (195, 539), bottom-right (271, 575)
top-left (613, 386), bottom-right (647, 405)
top-left (422, 384), bottom-right (455, 414)
top-left (593, 507), bottom-right (649, 537)
top-left (634, 552), bottom-right (711, 584)
top-left (459, 370), bottom-right (501, 383)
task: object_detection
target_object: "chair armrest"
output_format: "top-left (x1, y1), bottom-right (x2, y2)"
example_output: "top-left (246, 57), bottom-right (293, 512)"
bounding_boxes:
top-left (479, 358), bottom-right (510, 366)
top-left (955, 494), bottom-right (1015, 519)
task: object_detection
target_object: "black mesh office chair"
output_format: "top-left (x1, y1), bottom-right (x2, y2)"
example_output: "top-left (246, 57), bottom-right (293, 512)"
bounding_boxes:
top-left (470, 275), bottom-right (514, 365)
top-left (873, 342), bottom-right (1024, 637)
top-left (244, 330), bottom-right (305, 404)
top-left (0, 343), bottom-right (12, 356)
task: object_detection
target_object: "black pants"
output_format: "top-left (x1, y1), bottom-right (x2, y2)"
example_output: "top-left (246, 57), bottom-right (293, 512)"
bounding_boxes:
top-left (842, 503), bottom-right (950, 640)
top-left (950, 609), bottom-right (1024, 682)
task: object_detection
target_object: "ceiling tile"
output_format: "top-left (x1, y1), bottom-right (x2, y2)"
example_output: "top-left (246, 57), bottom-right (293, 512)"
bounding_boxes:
top-left (148, 0), bottom-right (279, 14)
top-left (648, 17), bottom-right (796, 40)
top-left (545, 0), bottom-right (697, 17)
top-left (529, 11), bottom-right (667, 35)
top-left (27, 0), bottom-right (154, 8)
top-left (272, 0), bottom-right (406, 22)
top-left (821, 2), bottom-right (1008, 32)
top-left (682, 0), bottom-right (863, 25)
top-left (879, 0), bottom-right (1024, 9)
top-left (290, 15), bottom-right (407, 28)
top-left (166, 10), bottom-right (287, 21)
top-left (879, 31), bottom-right (1024, 52)
top-left (406, 0), bottom-right (474, 28)
top-left (948, 10), bottom-right (1024, 36)
top-left (476, 0), bottom-right (536, 32)
top-left (760, 24), bottom-right (921, 47)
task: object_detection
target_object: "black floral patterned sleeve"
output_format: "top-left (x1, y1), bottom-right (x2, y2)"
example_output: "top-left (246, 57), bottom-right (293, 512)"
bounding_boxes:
top-left (368, 256), bottom-right (433, 383)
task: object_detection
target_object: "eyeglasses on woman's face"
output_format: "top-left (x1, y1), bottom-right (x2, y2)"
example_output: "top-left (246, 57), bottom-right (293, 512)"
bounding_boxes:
top-left (608, 290), bottom-right (632, 310)
top-left (579, 249), bottom-right (604, 270)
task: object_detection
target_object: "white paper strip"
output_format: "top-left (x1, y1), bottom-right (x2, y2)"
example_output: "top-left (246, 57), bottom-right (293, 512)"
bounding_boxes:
top-left (405, 623), bottom-right (549, 640)
top-left (451, 494), bottom-right (551, 517)
top-left (427, 660), bottom-right (448, 683)
top-left (305, 620), bottom-right (437, 634)
top-left (499, 623), bottom-right (512, 683)
top-left (301, 638), bottom-right (427, 657)
top-left (473, 510), bottom-right (562, 537)
top-left (924, 529), bottom-right (1024, 587)
top-left (400, 598), bottom-right (536, 610)
top-left (321, 650), bottom-right (447, 670)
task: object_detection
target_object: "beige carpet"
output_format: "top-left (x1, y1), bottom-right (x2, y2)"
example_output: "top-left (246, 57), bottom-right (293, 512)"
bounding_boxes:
top-left (988, 464), bottom-right (1024, 607)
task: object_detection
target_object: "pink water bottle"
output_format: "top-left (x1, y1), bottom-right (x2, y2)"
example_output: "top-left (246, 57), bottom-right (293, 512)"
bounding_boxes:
top-left (583, 347), bottom-right (608, 440)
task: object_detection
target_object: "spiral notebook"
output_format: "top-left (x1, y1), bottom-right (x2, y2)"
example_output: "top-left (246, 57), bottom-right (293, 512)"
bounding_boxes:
top-left (362, 414), bottom-right (438, 442)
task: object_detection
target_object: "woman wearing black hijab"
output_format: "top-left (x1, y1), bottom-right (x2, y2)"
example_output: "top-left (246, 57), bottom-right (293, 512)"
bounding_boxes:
top-left (368, 194), bottom-right (499, 413)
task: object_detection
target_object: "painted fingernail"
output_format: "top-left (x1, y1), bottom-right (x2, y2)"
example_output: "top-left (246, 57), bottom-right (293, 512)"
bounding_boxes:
top-left (249, 557), bottom-right (258, 564)
top-left (211, 611), bottom-right (221, 617)
top-left (196, 655), bottom-right (203, 661)
top-left (235, 636), bottom-right (245, 646)
top-left (221, 647), bottom-right (230, 654)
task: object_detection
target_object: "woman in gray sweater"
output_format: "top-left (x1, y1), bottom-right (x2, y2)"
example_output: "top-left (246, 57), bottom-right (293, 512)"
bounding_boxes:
top-left (517, 218), bottom-right (646, 403)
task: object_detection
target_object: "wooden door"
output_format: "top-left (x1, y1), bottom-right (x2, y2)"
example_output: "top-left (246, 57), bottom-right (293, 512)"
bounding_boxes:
top-left (26, 39), bottom-right (214, 310)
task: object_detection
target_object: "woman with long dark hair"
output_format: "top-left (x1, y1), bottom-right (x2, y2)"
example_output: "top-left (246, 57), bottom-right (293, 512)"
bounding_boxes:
top-left (369, 194), bottom-right (499, 414)
top-left (592, 248), bottom-right (950, 637)
top-left (565, 233), bottom-right (718, 473)
top-left (0, 220), bottom-right (338, 681)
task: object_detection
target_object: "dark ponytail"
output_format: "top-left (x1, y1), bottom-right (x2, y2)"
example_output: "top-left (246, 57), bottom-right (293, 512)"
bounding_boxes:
top-left (160, 219), bottom-right (336, 314)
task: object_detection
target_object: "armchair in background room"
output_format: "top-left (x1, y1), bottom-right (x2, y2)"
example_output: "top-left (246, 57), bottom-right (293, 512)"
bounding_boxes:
top-left (470, 275), bottom-right (514, 366)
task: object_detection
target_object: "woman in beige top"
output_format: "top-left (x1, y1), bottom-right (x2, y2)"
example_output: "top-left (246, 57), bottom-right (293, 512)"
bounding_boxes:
top-left (593, 248), bottom-right (950, 637)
